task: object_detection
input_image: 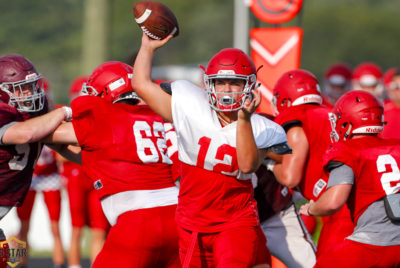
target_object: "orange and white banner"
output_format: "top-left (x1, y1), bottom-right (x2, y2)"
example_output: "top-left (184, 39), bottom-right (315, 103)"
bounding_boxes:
top-left (250, 27), bottom-right (303, 114)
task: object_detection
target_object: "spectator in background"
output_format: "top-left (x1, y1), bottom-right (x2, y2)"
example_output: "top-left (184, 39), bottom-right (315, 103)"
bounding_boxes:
top-left (323, 63), bottom-right (352, 106)
top-left (381, 68), bottom-right (400, 142)
top-left (16, 79), bottom-right (65, 268)
top-left (351, 62), bottom-right (384, 100)
top-left (58, 76), bottom-right (109, 268)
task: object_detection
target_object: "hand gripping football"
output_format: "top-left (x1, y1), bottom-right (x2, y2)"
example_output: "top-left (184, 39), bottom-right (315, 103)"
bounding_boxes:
top-left (133, 1), bottom-right (179, 40)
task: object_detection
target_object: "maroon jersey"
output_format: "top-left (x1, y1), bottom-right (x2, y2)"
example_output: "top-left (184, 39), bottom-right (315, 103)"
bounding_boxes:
top-left (381, 100), bottom-right (400, 141)
top-left (0, 103), bottom-right (46, 206)
top-left (71, 96), bottom-right (175, 199)
top-left (275, 104), bottom-right (332, 200)
top-left (254, 164), bottom-right (292, 222)
top-left (323, 136), bottom-right (400, 224)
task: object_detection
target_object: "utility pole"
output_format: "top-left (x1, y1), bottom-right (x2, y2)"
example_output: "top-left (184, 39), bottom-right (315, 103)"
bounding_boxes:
top-left (81, 0), bottom-right (109, 75)
top-left (233, 0), bottom-right (249, 54)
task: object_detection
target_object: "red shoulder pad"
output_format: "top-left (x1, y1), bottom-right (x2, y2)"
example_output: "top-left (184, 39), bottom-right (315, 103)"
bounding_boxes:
top-left (323, 141), bottom-right (355, 171)
top-left (274, 106), bottom-right (306, 130)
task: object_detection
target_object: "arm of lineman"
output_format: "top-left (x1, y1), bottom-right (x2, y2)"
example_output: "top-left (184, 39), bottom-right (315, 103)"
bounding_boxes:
top-left (46, 143), bottom-right (81, 165)
top-left (300, 164), bottom-right (353, 216)
top-left (1, 107), bottom-right (70, 145)
top-left (271, 126), bottom-right (309, 188)
top-left (43, 122), bottom-right (81, 164)
top-left (236, 89), bottom-right (262, 174)
top-left (132, 33), bottom-right (174, 122)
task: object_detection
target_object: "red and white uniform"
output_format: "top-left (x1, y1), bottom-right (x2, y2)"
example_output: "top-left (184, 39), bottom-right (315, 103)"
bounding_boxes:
top-left (274, 104), bottom-right (354, 257)
top-left (71, 96), bottom-right (179, 268)
top-left (61, 161), bottom-right (109, 230)
top-left (316, 136), bottom-right (400, 267)
top-left (0, 102), bottom-right (47, 207)
top-left (17, 146), bottom-right (62, 222)
top-left (275, 104), bottom-right (332, 200)
top-left (163, 122), bottom-right (181, 182)
top-left (171, 80), bottom-right (287, 266)
top-left (381, 99), bottom-right (400, 141)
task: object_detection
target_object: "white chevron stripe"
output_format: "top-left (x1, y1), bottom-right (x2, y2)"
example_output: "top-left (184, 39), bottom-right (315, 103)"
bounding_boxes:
top-left (258, 83), bottom-right (273, 101)
top-left (250, 34), bottom-right (299, 66)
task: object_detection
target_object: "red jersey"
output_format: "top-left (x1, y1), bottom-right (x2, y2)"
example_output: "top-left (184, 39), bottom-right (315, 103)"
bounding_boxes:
top-left (33, 146), bottom-right (58, 176)
top-left (275, 104), bottom-right (332, 200)
top-left (71, 96), bottom-right (175, 199)
top-left (60, 161), bottom-right (92, 190)
top-left (0, 103), bottom-right (47, 206)
top-left (323, 136), bottom-right (400, 224)
top-left (381, 100), bottom-right (400, 141)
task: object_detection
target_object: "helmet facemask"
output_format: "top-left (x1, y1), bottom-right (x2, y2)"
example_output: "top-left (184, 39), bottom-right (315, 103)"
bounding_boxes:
top-left (0, 73), bottom-right (45, 112)
top-left (204, 73), bottom-right (256, 112)
top-left (81, 82), bottom-right (100, 96)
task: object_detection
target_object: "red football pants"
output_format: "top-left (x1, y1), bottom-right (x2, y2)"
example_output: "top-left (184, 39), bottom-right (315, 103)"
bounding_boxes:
top-left (92, 205), bottom-right (180, 268)
top-left (178, 225), bottom-right (270, 268)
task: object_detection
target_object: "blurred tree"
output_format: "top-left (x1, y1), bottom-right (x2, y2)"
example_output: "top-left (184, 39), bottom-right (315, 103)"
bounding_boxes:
top-left (0, 0), bottom-right (399, 104)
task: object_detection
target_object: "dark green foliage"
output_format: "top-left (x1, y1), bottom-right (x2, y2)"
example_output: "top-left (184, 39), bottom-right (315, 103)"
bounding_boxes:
top-left (0, 0), bottom-right (399, 104)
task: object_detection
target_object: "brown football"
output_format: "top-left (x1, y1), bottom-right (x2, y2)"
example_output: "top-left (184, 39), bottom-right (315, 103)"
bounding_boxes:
top-left (133, 1), bottom-right (179, 40)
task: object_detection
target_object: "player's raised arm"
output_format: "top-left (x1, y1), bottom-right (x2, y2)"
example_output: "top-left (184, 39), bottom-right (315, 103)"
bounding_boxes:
top-left (132, 33), bottom-right (173, 122)
top-left (236, 89), bottom-right (262, 173)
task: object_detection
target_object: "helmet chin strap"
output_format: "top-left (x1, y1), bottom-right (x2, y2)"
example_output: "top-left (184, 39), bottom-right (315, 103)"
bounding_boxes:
top-left (343, 124), bottom-right (352, 140)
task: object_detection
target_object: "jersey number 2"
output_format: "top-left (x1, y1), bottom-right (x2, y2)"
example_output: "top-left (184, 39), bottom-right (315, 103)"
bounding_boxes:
top-left (377, 154), bottom-right (400, 195)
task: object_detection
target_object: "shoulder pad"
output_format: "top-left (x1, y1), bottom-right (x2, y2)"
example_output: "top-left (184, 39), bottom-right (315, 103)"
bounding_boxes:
top-left (160, 82), bottom-right (172, 95)
top-left (266, 142), bottom-right (292, 155)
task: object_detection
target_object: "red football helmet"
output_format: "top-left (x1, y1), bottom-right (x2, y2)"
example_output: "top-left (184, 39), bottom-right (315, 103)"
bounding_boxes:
top-left (325, 63), bottom-right (352, 85)
top-left (82, 61), bottom-right (139, 103)
top-left (201, 48), bottom-right (257, 112)
top-left (329, 90), bottom-right (384, 142)
top-left (382, 67), bottom-right (400, 90)
top-left (69, 76), bottom-right (88, 100)
top-left (0, 54), bottom-right (45, 112)
top-left (351, 62), bottom-right (383, 96)
top-left (272, 69), bottom-right (322, 114)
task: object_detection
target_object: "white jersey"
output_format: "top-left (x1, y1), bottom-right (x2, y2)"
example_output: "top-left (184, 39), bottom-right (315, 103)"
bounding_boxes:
top-left (171, 80), bottom-right (287, 179)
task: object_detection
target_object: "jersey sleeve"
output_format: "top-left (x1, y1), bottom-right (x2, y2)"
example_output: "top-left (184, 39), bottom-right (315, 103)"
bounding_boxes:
top-left (171, 80), bottom-right (206, 132)
top-left (251, 114), bottom-right (288, 149)
top-left (0, 103), bottom-right (21, 145)
top-left (327, 164), bottom-right (355, 188)
top-left (274, 106), bottom-right (304, 132)
top-left (71, 96), bottom-right (103, 151)
top-left (323, 142), bottom-right (356, 173)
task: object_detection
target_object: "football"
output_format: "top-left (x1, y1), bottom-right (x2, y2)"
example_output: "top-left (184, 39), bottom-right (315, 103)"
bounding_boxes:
top-left (133, 1), bottom-right (179, 40)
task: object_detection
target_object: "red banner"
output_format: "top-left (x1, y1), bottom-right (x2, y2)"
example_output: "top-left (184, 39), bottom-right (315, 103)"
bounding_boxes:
top-left (250, 27), bottom-right (303, 115)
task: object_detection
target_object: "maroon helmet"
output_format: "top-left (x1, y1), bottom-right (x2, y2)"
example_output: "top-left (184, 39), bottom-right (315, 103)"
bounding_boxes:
top-left (0, 54), bottom-right (45, 112)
